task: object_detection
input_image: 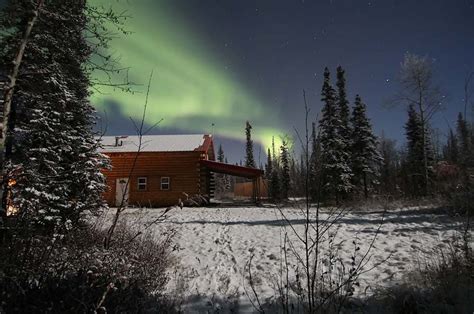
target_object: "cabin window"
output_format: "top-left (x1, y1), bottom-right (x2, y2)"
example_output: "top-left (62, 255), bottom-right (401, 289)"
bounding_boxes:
top-left (137, 177), bottom-right (147, 191)
top-left (160, 177), bottom-right (170, 190)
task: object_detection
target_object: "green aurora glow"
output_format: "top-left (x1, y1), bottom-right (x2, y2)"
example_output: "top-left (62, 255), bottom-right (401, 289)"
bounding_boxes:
top-left (90, 0), bottom-right (285, 149)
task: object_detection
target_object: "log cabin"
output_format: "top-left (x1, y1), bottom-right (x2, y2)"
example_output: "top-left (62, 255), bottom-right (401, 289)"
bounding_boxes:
top-left (99, 134), bottom-right (264, 207)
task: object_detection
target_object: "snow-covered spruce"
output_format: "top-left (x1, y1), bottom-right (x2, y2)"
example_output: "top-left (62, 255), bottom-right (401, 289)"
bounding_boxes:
top-left (245, 121), bottom-right (256, 168)
top-left (280, 139), bottom-right (291, 199)
top-left (0, 1), bottom-right (108, 230)
top-left (319, 67), bottom-right (353, 202)
top-left (350, 95), bottom-right (383, 199)
top-left (336, 66), bottom-right (352, 170)
top-left (309, 122), bottom-right (322, 201)
top-left (404, 104), bottom-right (434, 197)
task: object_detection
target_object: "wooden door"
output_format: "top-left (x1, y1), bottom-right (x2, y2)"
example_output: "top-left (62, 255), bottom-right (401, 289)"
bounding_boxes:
top-left (115, 178), bottom-right (129, 207)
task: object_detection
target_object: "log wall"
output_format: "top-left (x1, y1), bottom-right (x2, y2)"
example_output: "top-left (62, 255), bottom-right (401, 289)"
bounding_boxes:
top-left (102, 151), bottom-right (207, 207)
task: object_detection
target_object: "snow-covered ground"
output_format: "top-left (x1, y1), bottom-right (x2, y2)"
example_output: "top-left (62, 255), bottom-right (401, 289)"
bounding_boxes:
top-left (113, 205), bottom-right (470, 313)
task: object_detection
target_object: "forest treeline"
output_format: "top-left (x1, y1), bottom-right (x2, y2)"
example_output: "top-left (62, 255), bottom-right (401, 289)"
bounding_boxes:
top-left (233, 56), bottom-right (474, 209)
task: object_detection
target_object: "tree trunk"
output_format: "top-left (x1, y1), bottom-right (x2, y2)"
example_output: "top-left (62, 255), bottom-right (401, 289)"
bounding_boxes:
top-left (418, 103), bottom-right (429, 197)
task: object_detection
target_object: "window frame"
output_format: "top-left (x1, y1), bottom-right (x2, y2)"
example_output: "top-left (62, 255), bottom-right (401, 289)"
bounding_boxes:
top-left (160, 177), bottom-right (170, 191)
top-left (137, 177), bottom-right (147, 191)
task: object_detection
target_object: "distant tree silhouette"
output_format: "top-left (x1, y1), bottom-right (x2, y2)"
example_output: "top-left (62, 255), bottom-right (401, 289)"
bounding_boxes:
top-left (245, 121), bottom-right (255, 168)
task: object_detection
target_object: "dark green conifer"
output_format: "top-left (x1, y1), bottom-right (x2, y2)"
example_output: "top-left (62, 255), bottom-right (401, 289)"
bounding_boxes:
top-left (350, 95), bottom-right (382, 199)
top-left (280, 139), bottom-right (290, 199)
top-left (319, 68), bottom-right (353, 202)
top-left (245, 121), bottom-right (255, 168)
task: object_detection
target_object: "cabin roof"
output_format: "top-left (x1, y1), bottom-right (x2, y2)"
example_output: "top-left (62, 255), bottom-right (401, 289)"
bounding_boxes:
top-left (99, 134), bottom-right (213, 153)
top-left (199, 160), bottom-right (264, 178)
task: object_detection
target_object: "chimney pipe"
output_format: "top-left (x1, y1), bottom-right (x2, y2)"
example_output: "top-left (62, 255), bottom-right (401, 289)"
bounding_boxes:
top-left (114, 136), bottom-right (128, 147)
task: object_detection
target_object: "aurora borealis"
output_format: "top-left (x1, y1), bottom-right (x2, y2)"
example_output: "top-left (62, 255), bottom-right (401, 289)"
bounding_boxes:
top-left (0, 0), bottom-right (468, 162)
top-left (90, 0), bottom-right (284, 151)
top-left (88, 0), bottom-right (474, 163)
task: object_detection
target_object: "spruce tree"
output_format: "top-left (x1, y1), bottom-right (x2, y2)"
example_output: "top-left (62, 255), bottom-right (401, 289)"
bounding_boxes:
top-left (217, 144), bottom-right (225, 162)
top-left (0, 0), bottom-right (108, 230)
top-left (379, 133), bottom-right (399, 195)
top-left (270, 168), bottom-right (280, 201)
top-left (215, 144), bottom-right (225, 194)
top-left (336, 66), bottom-right (352, 198)
top-left (443, 128), bottom-right (459, 164)
top-left (350, 95), bottom-right (382, 199)
top-left (265, 148), bottom-right (272, 178)
top-left (280, 139), bottom-right (290, 199)
top-left (457, 112), bottom-right (473, 168)
top-left (269, 137), bottom-right (280, 200)
top-left (309, 122), bottom-right (322, 201)
top-left (336, 66), bottom-right (351, 151)
top-left (245, 121), bottom-right (255, 168)
top-left (297, 153), bottom-right (306, 197)
top-left (289, 155), bottom-right (297, 197)
top-left (405, 105), bottom-right (434, 196)
top-left (319, 67), bottom-right (352, 202)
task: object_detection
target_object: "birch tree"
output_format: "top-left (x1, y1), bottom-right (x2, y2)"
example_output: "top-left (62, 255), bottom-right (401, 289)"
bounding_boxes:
top-left (392, 53), bottom-right (443, 195)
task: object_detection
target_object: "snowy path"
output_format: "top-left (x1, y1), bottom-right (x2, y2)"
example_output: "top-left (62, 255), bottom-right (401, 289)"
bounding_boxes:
top-left (118, 205), bottom-right (469, 312)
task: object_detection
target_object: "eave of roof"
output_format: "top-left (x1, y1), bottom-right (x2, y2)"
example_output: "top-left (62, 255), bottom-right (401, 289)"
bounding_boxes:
top-left (199, 160), bottom-right (264, 179)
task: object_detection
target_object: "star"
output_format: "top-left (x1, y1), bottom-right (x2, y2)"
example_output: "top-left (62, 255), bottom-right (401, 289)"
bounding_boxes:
top-left (280, 40), bottom-right (290, 48)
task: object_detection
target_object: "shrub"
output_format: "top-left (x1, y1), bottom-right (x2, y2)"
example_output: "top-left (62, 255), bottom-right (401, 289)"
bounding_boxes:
top-left (448, 189), bottom-right (474, 216)
top-left (0, 221), bottom-right (177, 313)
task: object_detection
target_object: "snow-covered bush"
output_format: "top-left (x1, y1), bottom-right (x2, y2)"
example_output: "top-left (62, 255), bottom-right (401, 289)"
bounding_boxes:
top-left (0, 222), bottom-right (177, 313)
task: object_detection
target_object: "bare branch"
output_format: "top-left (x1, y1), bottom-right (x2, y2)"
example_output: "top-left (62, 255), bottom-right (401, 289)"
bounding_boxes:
top-left (104, 70), bottom-right (161, 248)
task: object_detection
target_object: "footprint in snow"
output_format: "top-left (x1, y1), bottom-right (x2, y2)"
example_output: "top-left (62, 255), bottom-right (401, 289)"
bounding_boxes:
top-left (267, 253), bottom-right (277, 260)
top-left (394, 242), bottom-right (404, 249)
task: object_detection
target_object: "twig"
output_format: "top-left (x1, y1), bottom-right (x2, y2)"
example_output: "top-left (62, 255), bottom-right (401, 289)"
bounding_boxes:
top-left (243, 254), bottom-right (265, 313)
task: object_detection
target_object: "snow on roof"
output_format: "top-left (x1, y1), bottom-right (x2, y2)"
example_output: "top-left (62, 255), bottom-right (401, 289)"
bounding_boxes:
top-left (99, 134), bottom-right (212, 153)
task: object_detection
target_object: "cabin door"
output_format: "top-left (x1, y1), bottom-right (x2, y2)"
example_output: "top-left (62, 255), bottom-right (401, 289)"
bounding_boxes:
top-left (115, 178), bottom-right (129, 207)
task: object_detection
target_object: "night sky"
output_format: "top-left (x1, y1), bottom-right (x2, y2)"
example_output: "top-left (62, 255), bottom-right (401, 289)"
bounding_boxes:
top-left (5, 0), bottom-right (474, 163)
